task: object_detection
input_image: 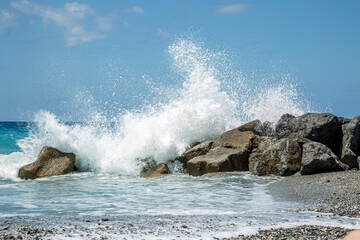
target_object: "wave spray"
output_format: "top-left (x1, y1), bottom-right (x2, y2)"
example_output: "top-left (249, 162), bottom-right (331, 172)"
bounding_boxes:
top-left (1, 38), bottom-right (310, 179)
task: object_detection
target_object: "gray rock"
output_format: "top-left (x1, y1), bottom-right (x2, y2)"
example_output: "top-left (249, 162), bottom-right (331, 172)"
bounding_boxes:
top-left (237, 120), bottom-right (274, 136)
top-left (338, 117), bottom-right (351, 125)
top-left (249, 136), bottom-right (302, 176)
top-left (275, 113), bottom-right (296, 137)
top-left (177, 141), bottom-right (213, 166)
top-left (136, 156), bottom-right (157, 172)
top-left (341, 116), bottom-right (360, 169)
top-left (18, 146), bottom-right (76, 180)
top-left (212, 130), bottom-right (256, 149)
top-left (187, 147), bottom-right (250, 176)
top-left (140, 163), bottom-right (170, 178)
top-left (301, 142), bottom-right (348, 175)
top-left (275, 113), bottom-right (342, 157)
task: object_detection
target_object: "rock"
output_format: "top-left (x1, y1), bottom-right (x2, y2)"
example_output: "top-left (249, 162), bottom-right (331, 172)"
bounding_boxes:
top-left (140, 163), bottom-right (170, 178)
top-left (18, 146), bottom-right (76, 180)
top-left (301, 142), bottom-right (348, 175)
top-left (338, 117), bottom-right (351, 125)
top-left (275, 113), bottom-right (342, 157)
top-left (177, 141), bottom-right (213, 166)
top-left (252, 136), bottom-right (275, 148)
top-left (136, 157), bottom-right (157, 172)
top-left (275, 114), bottom-right (296, 137)
top-left (341, 116), bottom-right (360, 169)
top-left (212, 130), bottom-right (256, 149)
top-left (249, 136), bottom-right (302, 176)
top-left (237, 120), bottom-right (274, 136)
top-left (187, 146), bottom-right (250, 176)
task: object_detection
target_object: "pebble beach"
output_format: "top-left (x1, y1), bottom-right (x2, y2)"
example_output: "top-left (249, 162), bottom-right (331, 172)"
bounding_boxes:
top-left (231, 170), bottom-right (360, 240)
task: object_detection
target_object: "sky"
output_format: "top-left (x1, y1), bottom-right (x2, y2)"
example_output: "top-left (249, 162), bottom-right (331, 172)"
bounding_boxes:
top-left (0, 0), bottom-right (359, 121)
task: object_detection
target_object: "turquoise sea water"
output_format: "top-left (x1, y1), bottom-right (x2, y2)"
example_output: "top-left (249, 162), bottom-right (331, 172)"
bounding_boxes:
top-left (0, 122), bottom-right (30, 154)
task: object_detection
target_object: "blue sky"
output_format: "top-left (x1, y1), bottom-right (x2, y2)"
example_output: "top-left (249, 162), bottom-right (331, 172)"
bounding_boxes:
top-left (0, 0), bottom-right (359, 121)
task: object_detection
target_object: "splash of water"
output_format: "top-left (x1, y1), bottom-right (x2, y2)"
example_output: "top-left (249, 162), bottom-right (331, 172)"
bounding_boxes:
top-left (0, 38), bottom-right (312, 179)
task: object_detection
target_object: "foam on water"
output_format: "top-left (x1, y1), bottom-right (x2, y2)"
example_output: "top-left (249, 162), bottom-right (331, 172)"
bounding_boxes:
top-left (0, 38), bottom-right (311, 180)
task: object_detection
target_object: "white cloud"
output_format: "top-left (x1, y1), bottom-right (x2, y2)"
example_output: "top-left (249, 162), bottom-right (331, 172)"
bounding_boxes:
top-left (95, 15), bottom-right (117, 31)
top-left (124, 6), bottom-right (144, 14)
top-left (215, 3), bottom-right (251, 15)
top-left (155, 28), bottom-right (170, 39)
top-left (0, 10), bottom-right (17, 37)
top-left (10, 0), bottom-right (112, 46)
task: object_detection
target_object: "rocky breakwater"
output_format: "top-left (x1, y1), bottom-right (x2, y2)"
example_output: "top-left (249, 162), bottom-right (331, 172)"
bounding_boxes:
top-left (180, 113), bottom-right (360, 177)
top-left (18, 146), bottom-right (77, 179)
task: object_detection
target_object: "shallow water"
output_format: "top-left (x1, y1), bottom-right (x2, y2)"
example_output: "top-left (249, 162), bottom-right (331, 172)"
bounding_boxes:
top-left (0, 172), bottom-right (279, 217)
top-left (1, 172), bottom-right (360, 239)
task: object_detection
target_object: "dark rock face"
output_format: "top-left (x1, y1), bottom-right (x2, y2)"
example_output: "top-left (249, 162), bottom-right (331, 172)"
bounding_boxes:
top-left (275, 114), bottom-right (295, 135)
top-left (249, 136), bottom-right (302, 176)
top-left (275, 113), bottom-right (343, 157)
top-left (341, 116), bottom-right (360, 169)
top-left (140, 163), bottom-right (170, 178)
top-left (187, 147), bottom-right (249, 176)
top-left (177, 141), bottom-right (213, 166)
top-left (300, 142), bottom-right (348, 175)
top-left (18, 146), bottom-right (76, 180)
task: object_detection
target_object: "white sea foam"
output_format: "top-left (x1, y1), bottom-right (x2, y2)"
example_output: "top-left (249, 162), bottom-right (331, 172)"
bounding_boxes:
top-left (0, 38), bottom-right (311, 179)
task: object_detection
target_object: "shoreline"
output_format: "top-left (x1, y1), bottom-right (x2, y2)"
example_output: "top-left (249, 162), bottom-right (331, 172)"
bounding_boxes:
top-left (267, 170), bottom-right (360, 217)
top-left (230, 170), bottom-right (360, 239)
top-left (0, 171), bottom-right (359, 239)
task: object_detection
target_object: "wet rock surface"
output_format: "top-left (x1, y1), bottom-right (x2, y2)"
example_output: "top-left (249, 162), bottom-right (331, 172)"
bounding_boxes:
top-left (140, 163), bottom-right (170, 178)
top-left (177, 140), bottom-right (214, 166)
top-left (18, 146), bottom-right (76, 180)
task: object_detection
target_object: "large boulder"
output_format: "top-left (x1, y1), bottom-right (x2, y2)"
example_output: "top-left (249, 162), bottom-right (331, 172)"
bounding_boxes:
top-left (341, 116), bottom-right (360, 169)
top-left (186, 130), bottom-right (261, 176)
top-left (300, 142), bottom-right (348, 175)
top-left (275, 113), bottom-right (342, 157)
top-left (249, 136), bottom-right (303, 176)
top-left (140, 163), bottom-right (170, 178)
top-left (18, 146), bottom-right (76, 180)
top-left (187, 147), bottom-right (250, 176)
top-left (176, 141), bottom-right (213, 166)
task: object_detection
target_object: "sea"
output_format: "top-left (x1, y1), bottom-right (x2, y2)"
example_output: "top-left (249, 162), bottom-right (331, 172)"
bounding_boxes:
top-left (0, 39), bottom-right (359, 239)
